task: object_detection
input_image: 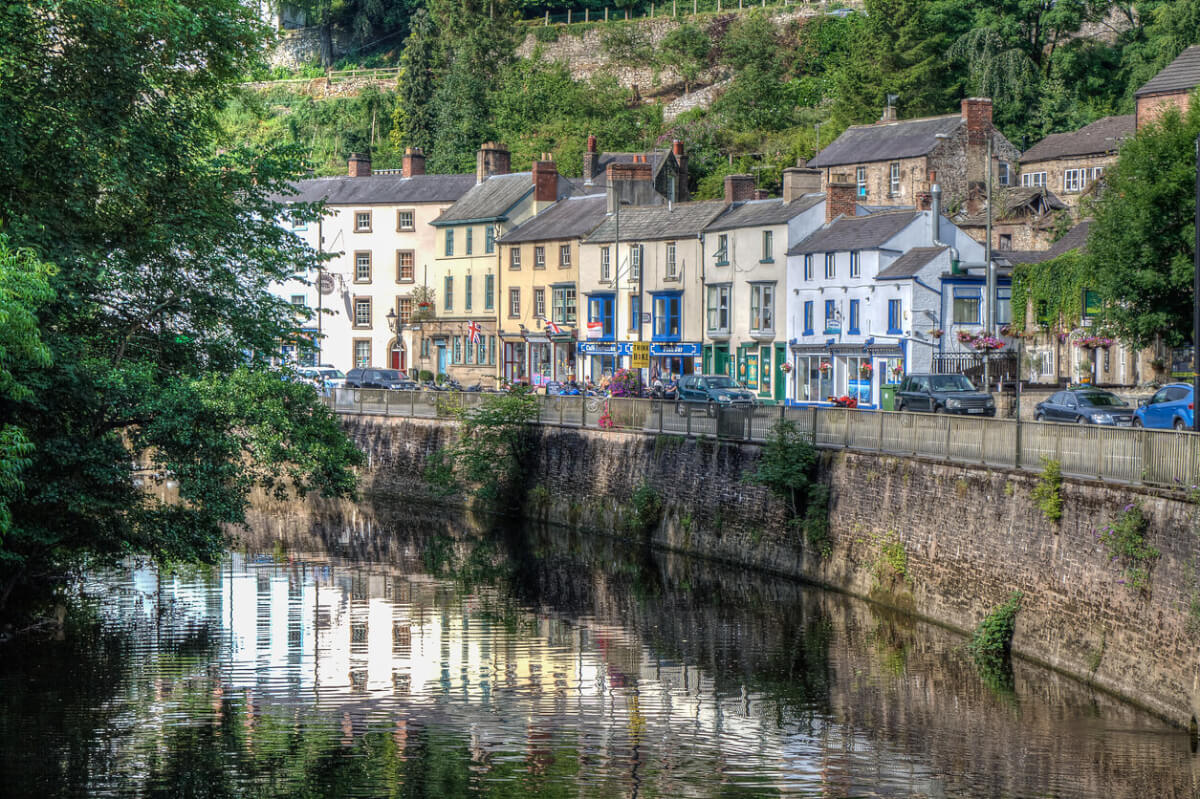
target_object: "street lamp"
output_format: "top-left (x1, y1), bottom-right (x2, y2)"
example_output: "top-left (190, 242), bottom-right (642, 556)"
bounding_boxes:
top-left (386, 308), bottom-right (398, 333)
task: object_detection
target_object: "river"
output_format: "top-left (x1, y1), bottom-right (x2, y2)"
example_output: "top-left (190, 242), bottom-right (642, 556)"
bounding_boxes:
top-left (0, 501), bottom-right (1196, 798)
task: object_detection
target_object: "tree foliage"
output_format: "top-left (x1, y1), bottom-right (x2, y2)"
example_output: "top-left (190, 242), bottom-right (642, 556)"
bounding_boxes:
top-left (1088, 100), bottom-right (1200, 347)
top-left (0, 0), bottom-right (363, 610)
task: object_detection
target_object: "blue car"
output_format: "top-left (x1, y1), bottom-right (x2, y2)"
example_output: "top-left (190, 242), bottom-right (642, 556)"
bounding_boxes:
top-left (1133, 383), bottom-right (1194, 430)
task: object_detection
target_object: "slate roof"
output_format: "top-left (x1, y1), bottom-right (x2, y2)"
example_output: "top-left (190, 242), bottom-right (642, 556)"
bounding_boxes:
top-left (584, 200), bottom-right (728, 243)
top-left (704, 195), bottom-right (823, 232)
top-left (787, 211), bottom-right (921, 255)
top-left (433, 173), bottom-right (575, 226)
top-left (1021, 115), bottom-right (1134, 162)
top-left (278, 173), bottom-right (477, 205)
top-left (876, 246), bottom-right (948, 279)
top-left (1136, 45), bottom-right (1200, 97)
top-left (808, 115), bottom-right (962, 168)
top-left (497, 194), bottom-right (607, 243)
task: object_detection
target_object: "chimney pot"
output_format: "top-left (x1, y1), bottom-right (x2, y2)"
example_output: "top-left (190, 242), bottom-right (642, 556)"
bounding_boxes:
top-left (533, 156), bottom-right (558, 203)
top-left (402, 146), bottom-right (425, 178)
top-left (672, 139), bottom-right (684, 156)
top-left (587, 134), bottom-right (597, 153)
top-left (348, 151), bottom-right (372, 178)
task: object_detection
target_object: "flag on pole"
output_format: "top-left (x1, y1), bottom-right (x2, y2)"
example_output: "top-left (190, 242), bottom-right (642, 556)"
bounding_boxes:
top-left (466, 320), bottom-right (481, 344)
top-left (544, 317), bottom-right (563, 335)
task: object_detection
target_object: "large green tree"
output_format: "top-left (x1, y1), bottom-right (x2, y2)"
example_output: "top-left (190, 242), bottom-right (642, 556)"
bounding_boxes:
top-left (0, 0), bottom-right (362, 610)
top-left (1089, 99), bottom-right (1200, 347)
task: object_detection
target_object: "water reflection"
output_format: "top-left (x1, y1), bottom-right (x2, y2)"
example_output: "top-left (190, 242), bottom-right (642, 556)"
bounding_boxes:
top-left (0, 504), bottom-right (1196, 798)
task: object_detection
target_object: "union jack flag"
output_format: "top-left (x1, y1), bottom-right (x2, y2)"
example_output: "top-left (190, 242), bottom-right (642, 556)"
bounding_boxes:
top-left (544, 317), bottom-right (563, 335)
top-left (466, 320), bottom-right (482, 344)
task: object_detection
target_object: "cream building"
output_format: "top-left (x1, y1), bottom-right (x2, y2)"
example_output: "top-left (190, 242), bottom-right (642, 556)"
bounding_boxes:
top-left (276, 150), bottom-right (474, 374)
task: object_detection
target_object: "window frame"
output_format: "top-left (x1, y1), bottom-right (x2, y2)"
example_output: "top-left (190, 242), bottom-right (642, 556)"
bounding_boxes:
top-left (749, 282), bottom-right (775, 333)
top-left (559, 243), bottom-right (571, 269)
top-left (887, 298), bottom-right (902, 334)
top-left (352, 338), bottom-right (372, 369)
top-left (888, 162), bottom-right (900, 196)
top-left (665, 241), bottom-right (678, 278)
top-left (629, 294), bottom-right (641, 331)
top-left (396, 209), bottom-right (415, 231)
top-left (804, 254), bottom-right (813, 281)
top-left (465, 226), bottom-right (473, 255)
top-left (856, 166), bottom-right (867, 197)
top-left (534, 245), bottom-right (546, 269)
top-left (600, 246), bottom-right (611, 281)
top-left (1063, 168), bottom-right (1084, 193)
top-left (443, 275), bottom-right (453, 311)
top-left (484, 274), bottom-right (495, 310)
top-left (952, 287), bottom-right (981, 325)
top-left (485, 225), bottom-right (495, 253)
top-left (509, 247), bottom-right (521, 270)
top-left (651, 292), bottom-right (682, 341)
top-left (629, 244), bottom-right (642, 280)
top-left (824, 299), bottom-right (837, 334)
top-left (714, 234), bottom-right (729, 266)
top-left (533, 287), bottom-right (546, 320)
top-left (552, 286), bottom-right (576, 325)
top-left (760, 230), bottom-right (773, 263)
top-left (508, 287), bottom-right (521, 318)
top-left (444, 229), bottom-right (454, 256)
top-left (353, 296), bottom-right (373, 329)
top-left (464, 274), bottom-right (473, 311)
top-left (1021, 171), bottom-right (1047, 188)
top-left (354, 210), bottom-right (372, 233)
top-left (397, 296), bottom-right (412, 325)
top-left (848, 298), bottom-right (860, 334)
top-left (396, 250), bottom-right (415, 283)
top-left (849, 250), bottom-right (860, 278)
top-left (824, 253), bottom-right (835, 279)
top-left (706, 284), bottom-right (730, 335)
top-left (354, 251), bottom-right (372, 283)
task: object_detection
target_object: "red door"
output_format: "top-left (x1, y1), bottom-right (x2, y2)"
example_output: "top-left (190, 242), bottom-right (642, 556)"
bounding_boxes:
top-left (390, 347), bottom-right (405, 371)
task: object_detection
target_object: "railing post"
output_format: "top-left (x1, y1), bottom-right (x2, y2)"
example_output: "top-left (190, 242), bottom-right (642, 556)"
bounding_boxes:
top-left (811, 406), bottom-right (818, 445)
top-left (356, 389), bottom-right (363, 416)
top-left (581, 394), bottom-right (587, 427)
top-left (843, 408), bottom-right (850, 449)
top-left (980, 421), bottom-right (988, 466)
top-left (1014, 416), bottom-right (1021, 470)
top-left (658, 401), bottom-right (664, 434)
top-left (878, 409), bottom-right (884, 453)
top-left (686, 406), bottom-right (692, 438)
top-left (410, 390), bottom-right (415, 417)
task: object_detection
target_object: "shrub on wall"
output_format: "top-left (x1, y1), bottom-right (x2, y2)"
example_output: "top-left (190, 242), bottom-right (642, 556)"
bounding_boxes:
top-left (1097, 502), bottom-right (1159, 593)
top-left (968, 591), bottom-right (1023, 668)
top-left (1032, 457), bottom-right (1063, 522)
top-left (745, 420), bottom-right (830, 555)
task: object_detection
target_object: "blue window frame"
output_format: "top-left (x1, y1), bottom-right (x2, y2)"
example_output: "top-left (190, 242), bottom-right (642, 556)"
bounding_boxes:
top-left (849, 299), bottom-right (860, 334)
top-left (888, 299), bottom-right (902, 334)
top-left (485, 225), bottom-right (495, 253)
top-left (588, 294), bottom-right (615, 340)
top-left (444, 230), bottom-right (454, 256)
top-left (803, 301), bottom-right (813, 335)
top-left (466, 227), bottom-right (473, 255)
top-left (484, 274), bottom-right (494, 310)
top-left (652, 292), bottom-right (682, 341)
top-left (824, 300), bottom-right (836, 333)
top-left (629, 294), bottom-right (641, 331)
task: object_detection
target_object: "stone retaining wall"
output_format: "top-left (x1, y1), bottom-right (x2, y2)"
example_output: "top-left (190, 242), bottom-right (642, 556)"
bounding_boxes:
top-left (342, 414), bottom-right (1200, 726)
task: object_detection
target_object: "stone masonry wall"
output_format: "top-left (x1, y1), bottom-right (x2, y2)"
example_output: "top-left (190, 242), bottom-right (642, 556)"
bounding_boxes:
top-left (343, 414), bottom-right (1200, 726)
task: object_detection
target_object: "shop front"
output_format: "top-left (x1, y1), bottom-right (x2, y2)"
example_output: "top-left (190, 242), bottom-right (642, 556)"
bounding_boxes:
top-left (736, 342), bottom-right (786, 403)
top-left (501, 335), bottom-right (527, 384)
top-left (789, 343), bottom-right (905, 406)
top-left (649, 342), bottom-right (700, 380)
top-left (576, 341), bottom-right (619, 383)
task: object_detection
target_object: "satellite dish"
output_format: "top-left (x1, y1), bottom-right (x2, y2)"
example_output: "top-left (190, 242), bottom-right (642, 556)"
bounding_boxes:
top-left (318, 274), bottom-right (336, 295)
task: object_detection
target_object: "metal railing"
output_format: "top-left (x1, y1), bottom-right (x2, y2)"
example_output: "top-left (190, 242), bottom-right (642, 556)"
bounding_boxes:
top-left (324, 388), bottom-right (1200, 489)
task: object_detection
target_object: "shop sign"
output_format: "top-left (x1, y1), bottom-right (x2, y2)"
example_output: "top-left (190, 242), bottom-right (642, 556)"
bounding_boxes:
top-left (577, 342), bottom-right (618, 355)
top-left (629, 342), bottom-right (650, 369)
top-left (649, 342), bottom-right (702, 357)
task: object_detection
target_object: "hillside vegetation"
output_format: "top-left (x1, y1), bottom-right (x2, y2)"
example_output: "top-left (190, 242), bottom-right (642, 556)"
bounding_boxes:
top-left (220, 0), bottom-right (1200, 196)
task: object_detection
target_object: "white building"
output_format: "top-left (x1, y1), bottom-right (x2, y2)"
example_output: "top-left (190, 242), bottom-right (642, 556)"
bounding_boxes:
top-left (785, 192), bottom-right (991, 407)
top-left (275, 150), bottom-right (474, 374)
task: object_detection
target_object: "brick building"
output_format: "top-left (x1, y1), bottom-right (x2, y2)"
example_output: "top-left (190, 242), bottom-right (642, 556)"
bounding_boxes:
top-left (1135, 44), bottom-right (1200, 130)
top-left (1018, 115), bottom-right (1134, 213)
top-left (808, 98), bottom-right (1020, 214)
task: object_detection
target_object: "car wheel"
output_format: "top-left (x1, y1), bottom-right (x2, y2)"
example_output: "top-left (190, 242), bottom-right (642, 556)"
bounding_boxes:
top-left (932, 404), bottom-right (943, 414)
top-left (1174, 418), bottom-right (1186, 431)
top-left (1034, 412), bottom-right (1044, 422)
top-left (1132, 417), bottom-right (1142, 428)
top-left (896, 401), bottom-right (905, 413)
top-left (1078, 415), bottom-right (1089, 424)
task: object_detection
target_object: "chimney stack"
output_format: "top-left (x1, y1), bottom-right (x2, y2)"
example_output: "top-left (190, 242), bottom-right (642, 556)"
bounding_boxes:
top-left (962, 97), bottom-right (993, 200)
top-left (605, 158), bottom-right (654, 212)
top-left (930, 182), bottom-right (942, 245)
top-left (583, 134), bottom-right (599, 184)
top-left (533, 154), bottom-right (558, 203)
top-left (782, 163), bottom-right (821, 203)
top-left (476, 142), bottom-right (511, 184)
top-left (671, 140), bottom-right (689, 201)
top-left (723, 174), bottom-right (756, 204)
top-left (402, 147), bottom-right (426, 178)
top-left (880, 103), bottom-right (898, 123)
top-left (753, 189), bottom-right (770, 200)
top-left (826, 173), bottom-right (856, 223)
top-left (348, 151), bottom-right (372, 178)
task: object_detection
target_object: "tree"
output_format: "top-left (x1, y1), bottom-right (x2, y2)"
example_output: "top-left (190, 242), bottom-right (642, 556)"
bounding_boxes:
top-left (389, 8), bottom-right (439, 155)
top-left (658, 23), bottom-right (711, 93)
top-left (1088, 100), bottom-right (1200, 347)
top-left (0, 0), bottom-right (362, 611)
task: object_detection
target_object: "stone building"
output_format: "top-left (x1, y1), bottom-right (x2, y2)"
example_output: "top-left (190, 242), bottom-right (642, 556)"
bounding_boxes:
top-left (1017, 115), bottom-right (1134, 213)
top-left (580, 134), bottom-right (690, 204)
top-left (807, 98), bottom-right (1020, 214)
top-left (954, 187), bottom-right (1067, 253)
top-left (273, 150), bottom-right (474, 374)
top-left (495, 193), bottom-right (607, 387)
top-left (1135, 44), bottom-right (1200, 130)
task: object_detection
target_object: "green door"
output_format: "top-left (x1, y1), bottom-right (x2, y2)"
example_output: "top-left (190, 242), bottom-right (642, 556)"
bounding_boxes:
top-left (774, 344), bottom-right (786, 402)
top-left (713, 344), bottom-right (729, 376)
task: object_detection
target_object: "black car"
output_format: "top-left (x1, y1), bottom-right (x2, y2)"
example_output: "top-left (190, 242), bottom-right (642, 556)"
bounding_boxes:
top-left (344, 368), bottom-right (415, 389)
top-left (1035, 388), bottom-right (1133, 425)
top-left (896, 374), bottom-right (995, 416)
top-left (675, 374), bottom-right (755, 416)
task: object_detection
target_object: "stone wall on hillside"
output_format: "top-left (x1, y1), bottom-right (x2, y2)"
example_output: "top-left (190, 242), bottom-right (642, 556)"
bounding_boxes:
top-left (340, 415), bottom-right (1200, 727)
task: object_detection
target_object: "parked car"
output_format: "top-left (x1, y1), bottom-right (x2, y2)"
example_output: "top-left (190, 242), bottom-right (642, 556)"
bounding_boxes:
top-left (1133, 383), bottom-right (1194, 430)
top-left (896, 374), bottom-right (995, 415)
top-left (1035, 388), bottom-right (1133, 425)
top-left (344, 368), bottom-right (415, 390)
top-left (297, 365), bottom-right (346, 388)
top-left (675, 374), bottom-right (755, 416)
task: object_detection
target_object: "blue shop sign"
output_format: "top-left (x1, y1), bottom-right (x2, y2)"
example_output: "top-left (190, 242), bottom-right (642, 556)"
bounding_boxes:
top-left (649, 342), bottom-right (702, 357)
top-left (577, 341), bottom-right (618, 355)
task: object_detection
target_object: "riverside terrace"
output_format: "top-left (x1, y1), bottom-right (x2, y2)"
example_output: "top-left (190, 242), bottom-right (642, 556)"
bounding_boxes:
top-left (324, 389), bottom-right (1200, 489)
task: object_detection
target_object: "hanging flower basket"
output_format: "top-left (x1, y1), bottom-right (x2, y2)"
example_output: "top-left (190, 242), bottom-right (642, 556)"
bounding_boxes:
top-left (957, 330), bottom-right (1005, 351)
top-left (780, 362), bottom-right (793, 374)
top-left (930, 328), bottom-right (944, 339)
top-left (890, 364), bottom-right (904, 379)
top-left (859, 362), bottom-right (873, 378)
top-left (819, 360), bottom-right (831, 376)
top-left (999, 324), bottom-right (1015, 337)
top-left (1076, 335), bottom-right (1114, 350)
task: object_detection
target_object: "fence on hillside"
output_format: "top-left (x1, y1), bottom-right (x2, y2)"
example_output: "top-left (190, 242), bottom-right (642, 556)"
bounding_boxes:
top-left (521, 0), bottom-right (850, 27)
top-left (239, 67), bottom-right (402, 88)
top-left (325, 388), bottom-right (1200, 490)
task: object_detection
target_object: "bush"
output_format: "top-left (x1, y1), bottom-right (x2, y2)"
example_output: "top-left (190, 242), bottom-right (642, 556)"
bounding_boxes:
top-left (1097, 502), bottom-right (1159, 592)
top-left (968, 591), bottom-right (1023, 667)
top-left (1032, 457), bottom-right (1063, 522)
top-left (746, 420), bottom-right (830, 556)
top-left (419, 370), bottom-right (434, 383)
top-left (628, 481), bottom-right (663, 536)
top-left (533, 25), bottom-right (560, 43)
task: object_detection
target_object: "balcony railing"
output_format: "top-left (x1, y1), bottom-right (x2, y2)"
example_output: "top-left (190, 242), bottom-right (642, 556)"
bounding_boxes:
top-left (323, 388), bottom-right (1200, 489)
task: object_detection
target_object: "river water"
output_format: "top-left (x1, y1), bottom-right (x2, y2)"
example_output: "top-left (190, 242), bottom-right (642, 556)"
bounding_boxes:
top-left (0, 503), bottom-right (1196, 798)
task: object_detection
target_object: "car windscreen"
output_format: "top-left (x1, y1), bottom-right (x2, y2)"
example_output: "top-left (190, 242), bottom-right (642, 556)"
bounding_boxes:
top-left (322, 369), bottom-right (345, 379)
top-left (1078, 392), bottom-right (1125, 407)
top-left (376, 370), bottom-right (403, 381)
top-left (928, 375), bottom-right (976, 392)
top-left (703, 377), bottom-right (737, 389)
